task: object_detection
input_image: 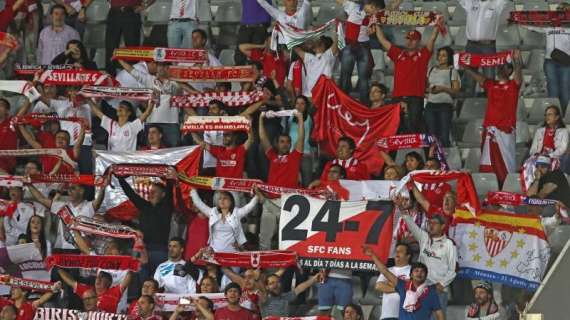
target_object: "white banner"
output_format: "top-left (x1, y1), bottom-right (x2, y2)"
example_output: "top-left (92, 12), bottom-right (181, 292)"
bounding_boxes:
top-left (0, 243), bottom-right (50, 294)
top-left (33, 308), bottom-right (128, 320)
top-left (154, 293), bottom-right (227, 312)
top-left (338, 179), bottom-right (398, 201)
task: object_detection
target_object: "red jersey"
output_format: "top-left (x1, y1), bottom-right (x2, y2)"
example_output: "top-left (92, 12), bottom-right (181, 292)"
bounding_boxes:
top-left (482, 79), bottom-right (520, 132)
top-left (75, 284), bottom-right (122, 313)
top-left (321, 158), bottom-right (370, 181)
top-left (209, 145), bottom-right (246, 178)
top-left (250, 49), bottom-right (286, 87)
top-left (266, 149), bottom-right (302, 188)
top-left (542, 128), bottom-right (556, 153)
top-left (214, 306), bottom-right (256, 320)
top-left (388, 46), bottom-right (432, 98)
top-left (0, 116), bottom-right (18, 172)
top-left (421, 182), bottom-right (451, 212)
top-left (0, 298), bottom-right (35, 320)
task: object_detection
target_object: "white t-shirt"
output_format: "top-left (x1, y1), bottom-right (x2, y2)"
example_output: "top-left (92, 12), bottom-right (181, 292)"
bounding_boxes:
top-left (100, 116), bottom-right (143, 152)
top-left (129, 69), bottom-right (180, 124)
top-left (459, 0), bottom-right (506, 41)
top-left (525, 27), bottom-right (570, 59)
top-left (377, 265), bottom-right (411, 319)
top-left (210, 219), bottom-right (238, 253)
top-left (343, 0), bottom-right (369, 43)
top-left (50, 99), bottom-right (92, 146)
top-left (3, 201), bottom-right (45, 246)
top-left (154, 259), bottom-right (201, 294)
top-left (287, 60), bottom-right (308, 98)
top-left (202, 130), bottom-right (224, 168)
top-left (303, 49), bottom-right (337, 97)
top-left (50, 200), bottom-right (95, 250)
top-left (169, 0), bottom-right (196, 19)
top-left (427, 67), bottom-right (461, 104)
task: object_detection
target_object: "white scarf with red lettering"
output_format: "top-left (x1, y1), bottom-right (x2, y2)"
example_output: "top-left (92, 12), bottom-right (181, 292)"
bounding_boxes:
top-left (403, 280), bottom-right (429, 312)
top-left (181, 116), bottom-right (251, 132)
top-left (0, 80), bottom-right (41, 102)
top-left (78, 86), bottom-right (154, 101)
top-left (36, 70), bottom-right (116, 86)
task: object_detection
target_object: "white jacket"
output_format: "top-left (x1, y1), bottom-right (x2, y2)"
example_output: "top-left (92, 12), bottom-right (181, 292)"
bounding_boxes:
top-left (403, 215), bottom-right (457, 287)
top-left (529, 127), bottom-right (569, 158)
top-left (190, 189), bottom-right (258, 252)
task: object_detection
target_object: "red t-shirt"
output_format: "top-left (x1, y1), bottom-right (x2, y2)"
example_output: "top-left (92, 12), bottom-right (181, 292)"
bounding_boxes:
top-left (266, 149), bottom-right (302, 188)
top-left (388, 46), bottom-right (432, 98)
top-left (75, 284), bottom-right (122, 313)
top-left (250, 49), bottom-right (286, 87)
top-left (209, 145), bottom-right (246, 178)
top-left (542, 128), bottom-right (556, 153)
top-left (0, 117), bottom-right (18, 172)
top-left (421, 182), bottom-right (451, 212)
top-left (0, 298), bottom-right (35, 320)
top-left (214, 306), bottom-right (256, 320)
top-left (482, 79), bottom-right (520, 132)
top-left (320, 158), bottom-right (370, 181)
top-left (0, 1), bottom-right (15, 32)
top-left (36, 131), bottom-right (75, 174)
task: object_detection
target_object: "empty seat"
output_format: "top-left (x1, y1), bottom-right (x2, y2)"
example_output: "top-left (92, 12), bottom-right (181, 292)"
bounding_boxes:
top-left (458, 119), bottom-right (484, 148)
top-left (395, 148), bottom-right (426, 165)
top-left (147, 0), bottom-right (171, 24)
top-left (443, 147), bottom-right (462, 170)
top-left (218, 48), bottom-right (235, 66)
top-left (215, 2), bottom-right (242, 23)
top-left (522, 1), bottom-right (550, 11)
top-left (352, 277), bottom-right (364, 301)
top-left (422, 26), bottom-right (452, 48)
top-left (502, 173), bottom-right (522, 193)
top-left (360, 276), bottom-right (382, 305)
top-left (496, 25), bottom-right (521, 49)
top-left (516, 121), bottom-right (531, 145)
top-left (472, 173), bottom-right (499, 199)
top-left (526, 49), bottom-right (546, 74)
top-left (549, 225), bottom-right (570, 254)
top-left (314, 4), bottom-right (341, 25)
top-left (85, 0), bottom-right (109, 24)
top-left (83, 24), bottom-right (106, 48)
top-left (371, 49), bottom-right (386, 71)
top-left (459, 98), bottom-right (487, 121)
top-left (528, 97), bottom-right (561, 123)
top-left (463, 147), bottom-right (481, 172)
top-left (520, 27), bottom-right (546, 50)
top-left (450, 6), bottom-right (467, 26)
top-left (196, 0), bottom-right (213, 22)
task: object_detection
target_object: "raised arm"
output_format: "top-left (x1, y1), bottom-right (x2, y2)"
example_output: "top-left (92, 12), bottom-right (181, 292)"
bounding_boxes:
top-left (294, 112), bottom-right (305, 153)
top-left (238, 43), bottom-right (266, 58)
top-left (293, 46), bottom-right (306, 60)
top-left (412, 184), bottom-right (430, 213)
top-left (255, 0), bottom-right (282, 20)
top-left (401, 211), bottom-right (429, 245)
top-left (426, 26), bottom-right (440, 53)
top-left (293, 273), bottom-right (320, 295)
top-left (379, 150), bottom-right (396, 167)
top-left (117, 59), bottom-right (134, 73)
top-left (119, 271), bottom-right (133, 293)
top-left (16, 95), bottom-right (32, 116)
top-left (362, 245), bottom-right (398, 286)
top-left (72, 125), bottom-right (85, 159)
top-left (512, 49), bottom-right (523, 85)
top-left (18, 125), bottom-right (43, 149)
top-left (259, 113), bottom-right (272, 153)
top-left (240, 99), bottom-right (265, 117)
top-left (374, 25), bottom-right (392, 51)
top-left (138, 100), bottom-right (155, 123)
top-left (220, 267), bottom-right (246, 288)
top-left (87, 99), bottom-right (105, 119)
top-left (117, 176), bottom-right (150, 208)
top-left (244, 122), bottom-right (254, 151)
top-left (234, 196), bottom-right (259, 219)
top-left (92, 176), bottom-right (109, 211)
top-left (190, 189), bottom-right (213, 217)
top-left (57, 268), bottom-right (78, 290)
top-left (463, 68), bottom-right (486, 86)
top-left (32, 282), bottom-right (62, 308)
top-left (25, 183), bottom-right (53, 209)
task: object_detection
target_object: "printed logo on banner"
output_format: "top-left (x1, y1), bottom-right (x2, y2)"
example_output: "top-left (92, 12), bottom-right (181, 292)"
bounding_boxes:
top-left (278, 194), bottom-right (393, 271)
top-left (484, 228), bottom-right (512, 258)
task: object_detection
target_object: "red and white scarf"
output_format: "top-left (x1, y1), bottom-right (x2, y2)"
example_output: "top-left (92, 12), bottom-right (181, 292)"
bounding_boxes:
top-left (485, 191), bottom-right (559, 207)
top-left (0, 275), bottom-right (54, 292)
top-left (377, 134), bottom-right (449, 170)
top-left (291, 60), bottom-right (304, 96)
top-left (45, 254), bottom-right (141, 271)
top-left (199, 250), bottom-right (298, 268)
top-left (0, 149), bottom-right (77, 168)
top-left (112, 47), bottom-right (208, 63)
top-left (542, 128), bottom-right (556, 154)
top-left (0, 174), bottom-right (98, 187)
top-left (402, 281), bottom-right (429, 312)
top-left (36, 70), bottom-right (117, 86)
top-left (168, 66), bottom-right (256, 82)
top-left (371, 10), bottom-right (447, 34)
top-left (78, 86), bottom-right (154, 101)
top-left (0, 80), bottom-right (41, 102)
top-left (453, 51), bottom-right (513, 69)
top-left (520, 154), bottom-right (561, 192)
top-left (271, 19), bottom-right (346, 51)
top-left (34, 308), bottom-right (129, 320)
top-left (264, 110), bottom-right (298, 118)
top-left (0, 199), bottom-right (18, 218)
top-left (109, 163), bottom-right (173, 179)
top-left (14, 64), bottom-right (78, 75)
top-left (509, 10), bottom-right (570, 27)
top-left (0, 32), bottom-right (18, 49)
top-left (171, 90), bottom-right (264, 108)
top-left (264, 317), bottom-right (332, 320)
top-left (181, 116), bottom-right (251, 132)
top-left (10, 113), bottom-right (87, 130)
top-left (55, 206), bottom-right (141, 240)
top-left (154, 293), bottom-right (227, 312)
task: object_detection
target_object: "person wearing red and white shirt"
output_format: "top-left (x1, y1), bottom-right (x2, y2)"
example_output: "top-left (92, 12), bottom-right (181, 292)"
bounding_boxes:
top-left (128, 279), bottom-right (160, 316)
top-left (58, 269), bottom-right (132, 314)
top-left (412, 184), bottom-right (456, 234)
top-left (131, 295), bottom-right (163, 320)
top-left (464, 50), bottom-right (523, 184)
top-left (0, 98), bottom-right (18, 174)
top-left (0, 279), bottom-right (61, 320)
top-left (1, 186), bottom-right (46, 246)
top-left (168, 0), bottom-right (197, 49)
top-left (530, 105), bottom-right (569, 159)
top-left (318, 136), bottom-right (370, 181)
top-left (256, 0), bottom-right (312, 43)
top-left (258, 111), bottom-right (304, 250)
top-left (309, 164), bottom-right (350, 201)
top-left (372, 24), bottom-right (439, 133)
top-left (88, 99), bottom-right (154, 152)
top-left (239, 36), bottom-right (287, 88)
top-left (423, 157), bottom-right (452, 207)
top-left (293, 34), bottom-right (339, 98)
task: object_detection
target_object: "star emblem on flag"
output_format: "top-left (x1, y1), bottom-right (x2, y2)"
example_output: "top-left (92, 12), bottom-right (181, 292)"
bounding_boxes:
top-left (469, 243), bottom-right (478, 252)
top-left (469, 230), bottom-right (478, 239)
top-left (473, 254), bottom-right (481, 262)
top-left (500, 259), bottom-right (509, 268)
top-left (511, 250), bottom-right (519, 258)
top-left (516, 239), bottom-right (525, 248)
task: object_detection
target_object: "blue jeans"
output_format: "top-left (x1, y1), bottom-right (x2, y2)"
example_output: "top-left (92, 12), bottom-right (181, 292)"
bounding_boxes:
top-left (339, 43), bottom-right (371, 104)
top-left (544, 59), bottom-right (570, 114)
top-left (167, 20), bottom-right (197, 48)
top-left (463, 41), bottom-right (496, 97)
top-left (318, 277), bottom-right (353, 311)
top-left (424, 102), bottom-right (453, 147)
top-left (145, 123), bottom-right (180, 147)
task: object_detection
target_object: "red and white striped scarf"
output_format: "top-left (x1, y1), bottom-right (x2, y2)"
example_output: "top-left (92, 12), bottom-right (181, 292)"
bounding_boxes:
top-left (36, 70), bottom-right (117, 86)
top-left (56, 205), bottom-right (141, 240)
top-left (0, 199), bottom-right (18, 218)
top-left (0, 275), bottom-right (55, 292)
top-left (0, 149), bottom-right (77, 168)
top-left (377, 134), bottom-right (449, 170)
top-left (199, 250), bottom-right (298, 269)
top-left (181, 116), bottom-right (251, 132)
top-left (453, 51), bottom-right (513, 69)
top-left (371, 10), bottom-right (447, 35)
top-left (171, 90), bottom-right (264, 108)
top-left (10, 113), bottom-right (86, 130)
top-left (14, 64), bottom-right (78, 75)
top-left (78, 86), bottom-right (154, 101)
top-left (509, 10), bottom-right (570, 27)
top-left (45, 254), bottom-right (141, 271)
top-left (109, 163), bottom-right (173, 178)
top-left (0, 32), bottom-right (18, 49)
top-left (168, 66), bottom-right (256, 82)
top-left (112, 47), bottom-right (208, 63)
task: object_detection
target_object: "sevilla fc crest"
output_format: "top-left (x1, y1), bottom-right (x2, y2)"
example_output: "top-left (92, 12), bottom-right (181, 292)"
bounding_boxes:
top-left (484, 228), bottom-right (512, 257)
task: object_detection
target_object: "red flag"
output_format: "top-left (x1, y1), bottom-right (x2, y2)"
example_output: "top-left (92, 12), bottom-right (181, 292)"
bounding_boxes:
top-left (311, 76), bottom-right (400, 175)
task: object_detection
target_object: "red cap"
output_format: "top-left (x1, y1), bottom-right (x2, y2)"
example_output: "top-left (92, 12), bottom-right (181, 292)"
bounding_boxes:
top-left (406, 30), bottom-right (422, 41)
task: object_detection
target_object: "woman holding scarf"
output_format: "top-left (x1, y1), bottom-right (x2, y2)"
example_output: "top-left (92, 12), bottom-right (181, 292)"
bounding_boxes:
top-left (530, 105), bottom-right (568, 159)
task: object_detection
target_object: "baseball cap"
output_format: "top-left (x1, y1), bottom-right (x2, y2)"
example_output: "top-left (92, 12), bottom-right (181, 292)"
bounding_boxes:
top-left (474, 281), bottom-right (493, 293)
top-left (536, 156), bottom-right (551, 167)
top-left (406, 30), bottom-right (422, 41)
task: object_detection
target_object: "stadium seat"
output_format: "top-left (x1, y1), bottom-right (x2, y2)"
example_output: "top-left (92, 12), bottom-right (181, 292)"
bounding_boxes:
top-left (526, 49), bottom-right (546, 74)
top-left (196, 0), bottom-right (213, 22)
top-left (395, 148), bottom-right (426, 165)
top-left (215, 2), bottom-right (242, 23)
top-left (527, 97), bottom-right (561, 123)
top-left (146, 0), bottom-right (171, 24)
top-left (471, 173), bottom-right (499, 199)
top-left (459, 98), bottom-right (487, 121)
top-left (85, 0), bottom-right (109, 24)
top-left (463, 147), bottom-right (481, 172)
top-left (360, 276), bottom-right (381, 305)
top-left (520, 27), bottom-right (546, 50)
top-left (516, 121), bottom-right (531, 146)
top-left (219, 48), bottom-right (235, 66)
top-left (458, 119), bottom-right (484, 148)
top-left (522, 1), bottom-right (550, 11)
top-left (352, 277), bottom-right (364, 301)
top-left (368, 305), bottom-right (383, 320)
top-left (502, 173), bottom-right (522, 193)
top-left (549, 225), bottom-right (570, 254)
top-left (314, 3), bottom-right (341, 25)
top-left (420, 2), bottom-right (450, 21)
top-left (83, 24), bottom-right (106, 49)
top-left (421, 26), bottom-right (452, 48)
top-left (443, 147), bottom-right (462, 170)
top-left (516, 146), bottom-right (529, 167)
top-left (384, 75), bottom-right (394, 92)
top-left (371, 49), bottom-right (386, 71)
top-left (499, 2), bottom-right (515, 23)
top-left (449, 6), bottom-right (467, 26)
top-left (398, 1), bottom-right (415, 11)
top-left (496, 25), bottom-right (521, 49)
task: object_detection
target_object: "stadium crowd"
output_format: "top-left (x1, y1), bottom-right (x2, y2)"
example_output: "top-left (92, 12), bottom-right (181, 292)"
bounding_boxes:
top-left (0, 0), bottom-right (569, 319)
